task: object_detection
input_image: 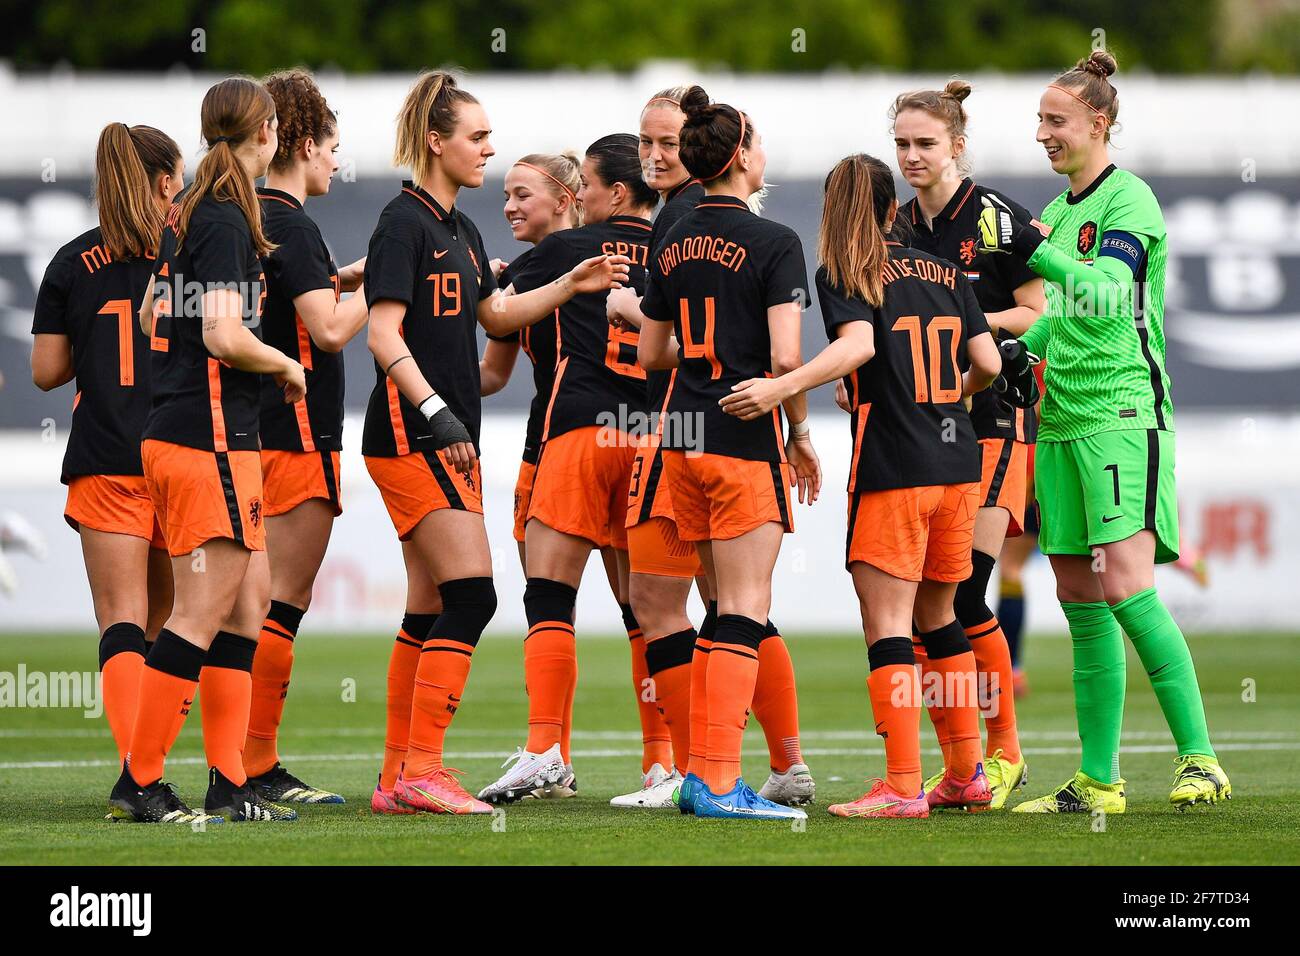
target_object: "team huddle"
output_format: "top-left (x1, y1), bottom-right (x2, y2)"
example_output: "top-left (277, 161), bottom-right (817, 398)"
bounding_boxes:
top-left (30, 48), bottom-right (1232, 824)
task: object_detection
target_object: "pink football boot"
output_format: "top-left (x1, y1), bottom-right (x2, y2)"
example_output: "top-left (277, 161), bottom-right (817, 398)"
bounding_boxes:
top-left (395, 768), bottom-right (492, 814)
top-left (926, 763), bottom-right (994, 812)
top-left (828, 778), bottom-right (929, 818)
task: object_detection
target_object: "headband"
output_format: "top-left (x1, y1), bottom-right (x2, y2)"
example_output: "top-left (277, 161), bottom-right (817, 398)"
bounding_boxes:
top-left (512, 161), bottom-right (579, 203)
top-left (1049, 84), bottom-right (1110, 126)
top-left (708, 110), bottom-right (747, 180)
top-left (643, 96), bottom-right (684, 112)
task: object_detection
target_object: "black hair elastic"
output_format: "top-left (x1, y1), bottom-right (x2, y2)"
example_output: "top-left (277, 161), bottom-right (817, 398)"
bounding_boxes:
top-left (209, 134), bottom-right (236, 146)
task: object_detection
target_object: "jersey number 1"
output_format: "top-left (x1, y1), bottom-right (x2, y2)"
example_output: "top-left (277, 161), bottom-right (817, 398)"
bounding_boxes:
top-left (892, 314), bottom-right (962, 404)
top-left (98, 298), bottom-right (135, 386)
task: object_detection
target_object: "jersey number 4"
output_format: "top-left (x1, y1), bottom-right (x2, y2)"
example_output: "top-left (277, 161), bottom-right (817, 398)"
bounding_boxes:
top-left (678, 297), bottom-right (721, 379)
top-left (892, 314), bottom-right (962, 404)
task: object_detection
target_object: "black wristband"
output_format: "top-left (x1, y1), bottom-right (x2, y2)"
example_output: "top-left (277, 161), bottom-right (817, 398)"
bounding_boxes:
top-left (1011, 223), bottom-right (1046, 261)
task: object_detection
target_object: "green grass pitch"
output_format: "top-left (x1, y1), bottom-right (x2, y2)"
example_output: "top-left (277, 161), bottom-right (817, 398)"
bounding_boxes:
top-left (2, 630), bottom-right (1298, 865)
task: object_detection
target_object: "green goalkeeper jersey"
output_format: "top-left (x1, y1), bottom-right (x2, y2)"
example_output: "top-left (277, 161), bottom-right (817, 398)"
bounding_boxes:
top-left (1018, 165), bottom-right (1173, 442)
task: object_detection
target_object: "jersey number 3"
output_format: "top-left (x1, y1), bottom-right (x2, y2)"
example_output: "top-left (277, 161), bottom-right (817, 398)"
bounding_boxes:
top-left (892, 314), bottom-right (962, 404)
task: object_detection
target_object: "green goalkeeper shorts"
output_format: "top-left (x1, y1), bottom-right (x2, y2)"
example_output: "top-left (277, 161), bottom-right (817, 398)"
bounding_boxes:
top-left (1036, 429), bottom-right (1179, 564)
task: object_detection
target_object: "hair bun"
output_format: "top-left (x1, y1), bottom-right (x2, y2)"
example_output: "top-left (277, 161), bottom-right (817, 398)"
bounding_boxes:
top-left (1080, 49), bottom-right (1117, 78)
top-left (942, 79), bottom-right (972, 103)
top-left (679, 85), bottom-right (711, 117)
top-left (560, 149), bottom-right (580, 168)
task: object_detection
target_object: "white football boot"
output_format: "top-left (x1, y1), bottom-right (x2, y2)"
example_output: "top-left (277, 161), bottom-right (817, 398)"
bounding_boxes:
top-left (610, 763), bottom-right (681, 809)
top-left (475, 744), bottom-right (568, 804)
top-left (757, 763), bottom-right (817, 806)
top-left (534, 763), bottom-right (578, 799)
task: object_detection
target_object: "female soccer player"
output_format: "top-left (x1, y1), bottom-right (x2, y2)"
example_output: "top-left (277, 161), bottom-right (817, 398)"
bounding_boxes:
top-left (481, 153), bottom-right (634, 800)
top-left (242, 69), bottom-right (367, 805)
top-left (976, 51), bottom-right (1228, 812)
top-left (609, 89), bottom-right (814, 811)
top-left (726, 154), bottom-right (1002, 818)
top-left (637, 86), bottom-right (818, 820)
top-left (31, 122), bottom-right (182, 772)
top-left (363, 71), bottom-right (627, 815)
top-left (891, 80), bottom-right (1046, 809)
top-left (374, 151), bottom-right (580, 816)
top-left (482, 153), bottom-right (581, 568)
top-left (109, 77), bottom-right (305, 824)
top-left (475, 134), bottom-right (659, 804)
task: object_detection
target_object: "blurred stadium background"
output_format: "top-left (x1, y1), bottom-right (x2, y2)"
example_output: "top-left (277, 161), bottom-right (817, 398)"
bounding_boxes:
top-left (2, 1), bottom-right (1299, 638)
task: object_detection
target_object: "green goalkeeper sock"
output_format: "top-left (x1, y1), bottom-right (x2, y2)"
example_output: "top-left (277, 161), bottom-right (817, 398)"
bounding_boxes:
top-left (1111, 587), bottom-right (1215, 759)
top-left (1062, 601), bottom-right (1126, 784)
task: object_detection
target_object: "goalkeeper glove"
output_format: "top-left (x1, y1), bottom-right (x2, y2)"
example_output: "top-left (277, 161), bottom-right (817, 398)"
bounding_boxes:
top-left (993, 337), bottom-right (1041, 409)
top-left (977, 195), bottom-right (1044, 259)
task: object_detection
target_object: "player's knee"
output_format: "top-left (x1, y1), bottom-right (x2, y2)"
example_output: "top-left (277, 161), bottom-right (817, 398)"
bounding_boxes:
top-left (437, 576), bottom-right (498, 645)
top-left (918, 620), bottom-right (970, 660)
top-left (953, 550), bottom-right (997, 627)
top-left (523, 576), bottom-right (576, 628)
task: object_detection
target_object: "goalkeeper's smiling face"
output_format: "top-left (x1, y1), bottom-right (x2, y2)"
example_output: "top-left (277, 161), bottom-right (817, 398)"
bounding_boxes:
top-left (1036, 86), bottom-right (1105, 177)
top-left (894, 109), bottom-right (963, 190)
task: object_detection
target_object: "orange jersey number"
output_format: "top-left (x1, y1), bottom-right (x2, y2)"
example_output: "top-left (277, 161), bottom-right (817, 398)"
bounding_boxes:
top-left (429, 272), bottom-right (462, 317)
top-left (605, 325), bottom-right (646, 380)
top-left (891, 314), bottom-right (963, 404)
top-left (98, 298), bottom-right (135, 386)
top-left (678, 296), bottom-right (722, 380)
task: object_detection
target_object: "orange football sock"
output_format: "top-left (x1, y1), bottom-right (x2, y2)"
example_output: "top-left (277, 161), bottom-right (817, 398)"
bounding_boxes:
top-left (624, 604), bottom-right (672, 773)
top-left (644, 628), bottom-right (696, 774)
top-left (914, 634), bottom-right (953, 768)
top-left (99, 622), bottom-right (147, 764)
top-left (244, 601), bottom-right (303, 777)
top-left (199, 631), bottom-right (257, 786)
top-left (867, 637), bottom-right (923, 798)
top-left (687, 636), bottom-right (712, 778)
top-left (405, 577), bottom-right (495, 779)
top-left (381, 615), bottom-right (431, 791)
top-left (967, 617), bottom-right (1021, 762)
top-left (127, 628), bottom-right (205, 786)
top-left (560, 646), bottom-right (578, 765)
top-left (919, 620), bottom-right (983, 779)
top-left (704, 615), bottom-right (764, 794)
top-left (523, 623), bottom-right (576, 756)
top-left (405, 639), bottom-right (475, 779)
top-left (752, 624), bottom-right (802, 772)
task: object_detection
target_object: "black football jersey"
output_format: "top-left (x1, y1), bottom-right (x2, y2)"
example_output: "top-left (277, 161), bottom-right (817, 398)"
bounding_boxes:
top-left (642, 194), bottom-right (808, 462)
top-left (488, 247), bottom-right (555, 465)
top-left (361, 182), bottom-right (497, 456)
top-left (902, 179), bottom-right (1038, 444)
top-left (509, 215), bottom-right (650, 443)
top-left (645, 178), bottom-right (704, 417)
top-left (257, 187), bottom-right (344, 452)
top-left (31, 227), bottom-right (157, 480)
top-left (144, 196), bottom-right (266, 452)
top-left (819, 243), bottom-right (991, 492)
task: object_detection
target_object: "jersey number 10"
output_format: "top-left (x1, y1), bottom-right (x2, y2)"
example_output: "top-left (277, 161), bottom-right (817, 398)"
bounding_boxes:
top-left (892, 314), bottom-right (962, 404)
